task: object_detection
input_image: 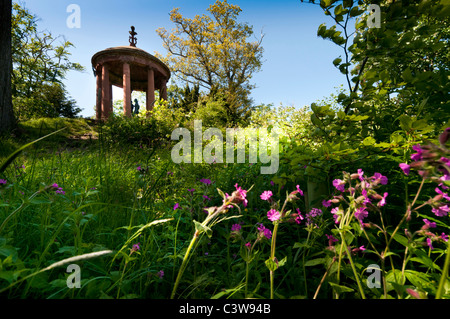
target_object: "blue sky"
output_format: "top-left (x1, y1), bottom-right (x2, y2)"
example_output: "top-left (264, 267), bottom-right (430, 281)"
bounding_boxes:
top-left (19, 0), bottom-right (352, 118)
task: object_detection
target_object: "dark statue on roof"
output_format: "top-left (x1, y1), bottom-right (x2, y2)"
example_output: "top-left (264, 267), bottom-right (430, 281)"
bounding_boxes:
top-left (129, 26), bottom-right (137, 47)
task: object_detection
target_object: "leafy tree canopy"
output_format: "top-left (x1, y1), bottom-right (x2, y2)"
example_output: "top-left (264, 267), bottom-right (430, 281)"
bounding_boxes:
top-left (11, 3), bottom-right (84, 120)
top-left (155, 0), bottom-right (264, 126)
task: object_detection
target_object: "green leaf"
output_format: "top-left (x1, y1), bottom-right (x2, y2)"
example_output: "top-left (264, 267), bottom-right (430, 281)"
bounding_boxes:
top-left (29, 198), bottom-right (53, 205)
top-left (386, 269), bottom-right (405, 292)
top-left (404, 270), bottom-right (435, 292)
top-left (398, 114), bottom-right (413, 131)
top-left (411, 249), bottom-right (442, 272)
top-left (390, 232), bottom-right (409, 247)
top-left (293, 241), bottom-right (310, 250)
top-left (402, 67), bottom-right (413, 82)
top-left (317, 23), bottom-right (327, 37)
top-left (310, 114), bottom-right (322, 128)
top-left (343, 0), bottom-right (353, 9)
top-left (194, 220), bottom-right (213, 238)
top-left (216, 188), bottom-right (226, 200)
top-left (304, 258), bottom-right (326, 267)
top-left (211, 283), bottom-right (245, 299)
top-left (328, 282), bottom-right (354, 294)
top-left (333, 57), bottom-right (342, 66)
top-left (320, 0), bottom-right (334, 8)
top-left (278, 256), bottom-right (287, 268)
top-left (334, 4), bottom-right (344, 16)
top-left (265, 258), bottom-right (278, 271)
top-left (349, 6), bottom-right (363, 18)
top-left (362, 136), bottom-right (376, 146)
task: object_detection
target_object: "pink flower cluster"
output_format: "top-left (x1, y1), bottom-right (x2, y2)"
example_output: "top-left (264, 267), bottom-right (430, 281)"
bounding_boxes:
top-left (328, 169), bottom-right (389, 228)
top-left (51, 183), bottom-right (65, 195)
top-left (224, 183), bottom-right (248, 207)
top-left (257, 183), bottom-right (325, 230)
top-left (415, 218), bottom-right (449, 250)
top-left (398, 129), bottom-right (449, 219)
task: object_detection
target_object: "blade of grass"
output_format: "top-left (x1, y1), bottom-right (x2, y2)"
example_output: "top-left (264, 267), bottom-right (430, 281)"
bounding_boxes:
top-left (0, 127), bottom-right (67, 174)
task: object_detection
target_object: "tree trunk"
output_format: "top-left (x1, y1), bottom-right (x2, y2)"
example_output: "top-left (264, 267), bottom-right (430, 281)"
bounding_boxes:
top-left (0, 0), bottom-right (14, 133)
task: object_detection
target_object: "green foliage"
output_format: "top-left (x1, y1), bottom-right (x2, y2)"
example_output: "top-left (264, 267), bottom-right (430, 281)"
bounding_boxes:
top-left (11, 3), bottom-right (84, 120)
top-left (156, 0), bottom-right (264, 125)
top-left (168, 83), bottom-right (200, 114)
top-left (102, 99), bottom-right (187, 147)
top-left (1, 0), bottom-right (449, 301)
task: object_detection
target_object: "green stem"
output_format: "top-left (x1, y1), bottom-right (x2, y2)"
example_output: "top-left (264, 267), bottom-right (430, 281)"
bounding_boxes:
top-left (436, 239), bottom-right (450, 299)
top-left (245, 260), bottom-right (250, 298)
top-left (170, 230), bottom-right (199, 299)
top-left (117, 261), bottom-right (128, 299)
top-left (302, 230), bottom-right (311, 297)
top-left (269, 222), bottom-right (279, 299)
top-left (339, 229), bottom-right (366, 299)
top-left (170, 203), bottom-right (229, 299)
top-left (0, 190), bottom-right (40, 234)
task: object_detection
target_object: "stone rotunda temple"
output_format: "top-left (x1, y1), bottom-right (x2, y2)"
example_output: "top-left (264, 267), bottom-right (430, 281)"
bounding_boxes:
top-left (91, 26), bottom-right (171, 120)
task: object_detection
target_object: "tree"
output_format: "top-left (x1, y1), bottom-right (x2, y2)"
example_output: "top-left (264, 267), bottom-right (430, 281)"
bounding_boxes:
top-left (11, 3), bottom-right (84, 120)
top-left (284, 0), bottom-right (450, 188)
top-left (156, 0), bottom-right (264, 125)
top-left (168, 83), bottom-right (200, 113)
top-left (310, 0), bottom-right (449, 140)
top-left (0, 0), bottom-right (14, 133)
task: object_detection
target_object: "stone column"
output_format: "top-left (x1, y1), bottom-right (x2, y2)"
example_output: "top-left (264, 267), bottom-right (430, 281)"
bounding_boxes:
top-left (146, 67), bottom-right (155, 115)
top-left (160, 79), bottom-right (168, 101)
top-left (101, 65), bottom-right (110, 119)
top-left (123, 62), bottom-right (132, 117)
top-left (109, 84), bottom-right (113, 115)
top-left (95, 65), bottom-right (102, 121)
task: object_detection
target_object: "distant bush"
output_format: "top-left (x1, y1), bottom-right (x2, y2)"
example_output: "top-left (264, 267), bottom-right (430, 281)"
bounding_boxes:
top-left (102, 99), bottom-right (188, 147)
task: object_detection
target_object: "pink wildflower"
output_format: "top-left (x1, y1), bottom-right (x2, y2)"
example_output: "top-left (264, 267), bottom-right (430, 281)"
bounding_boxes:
top-left (399, 163), bottom-right (410, 176)
top-left (326, 234), bottom-right (338, 246)
top-left (423, 218), bottom-right (437, 229)
top-left (322, 199), bottom-right (332, 207)
top-left (231, 183), bottom-right (248, 207)
top-left (260, 190), bottom-right (273, 201)
top-left (231, 224), bottom-right (242, 232)
top-left (355, 206), bottom-right (368, 224)
top-left (199, 178), bottom-right (212, 185)
top-left (267, 209), bottom-right (281, 222)
top-left (432, 205), bottom-right (449, 217)
top-left (378, 192), bottom-right (388, 207)
top-left (295, 208), bottom-right (304, 224)
top-left (426, 238), bottom-right (433, 250)
top-left (257, 223), bottom-right (272, 240)
top-left (332, 179), bottom-right (346, 192)
top-left (435, 187), bottom-right (450, 201)
top-left (372, 172), bottom-right (388, 185)
top-left (296, 185), bottom-right (304, 196)
top-left (411, 144), bottom-right (423, 161)
top-left (357, 168), bottom-right (364, 181)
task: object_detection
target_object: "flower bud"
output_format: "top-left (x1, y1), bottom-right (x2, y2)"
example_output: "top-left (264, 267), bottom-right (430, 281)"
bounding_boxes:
top-left (404, 228), bottom-right (412, 240)
top-left (409, 161), bottom-right (425, 168)
top-left (439, 127), bottom-right (450, 145)
top-left (331, 196), bottom-right (342, 203)
top-left (363, 222), bottom-right (376, 229)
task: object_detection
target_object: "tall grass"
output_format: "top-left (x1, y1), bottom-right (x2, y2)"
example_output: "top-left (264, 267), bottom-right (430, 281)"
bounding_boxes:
top-left (2, 118), bottom-right (447, 299)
